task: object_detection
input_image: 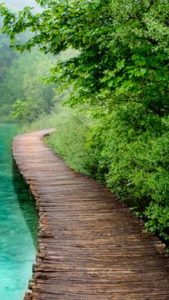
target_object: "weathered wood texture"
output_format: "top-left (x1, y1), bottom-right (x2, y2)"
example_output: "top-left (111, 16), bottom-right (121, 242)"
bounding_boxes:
top-left (13, 130), bottom-right (169, 300)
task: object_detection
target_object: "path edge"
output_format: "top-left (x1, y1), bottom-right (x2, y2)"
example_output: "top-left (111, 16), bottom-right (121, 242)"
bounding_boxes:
top-left (12, 129), bottom-right (55, 300)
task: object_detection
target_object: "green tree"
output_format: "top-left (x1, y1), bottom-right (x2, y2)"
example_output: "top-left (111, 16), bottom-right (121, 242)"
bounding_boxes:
top-left (0, 33), bottom-right (17, 80)
top-left (0, 48), bottom-right (55, 121)
top-left (1, 0), bottom-right (169, 112)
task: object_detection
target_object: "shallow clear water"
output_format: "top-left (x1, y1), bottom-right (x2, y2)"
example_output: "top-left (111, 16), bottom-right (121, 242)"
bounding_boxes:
top-left (0, 124), bottom-right (38, 300)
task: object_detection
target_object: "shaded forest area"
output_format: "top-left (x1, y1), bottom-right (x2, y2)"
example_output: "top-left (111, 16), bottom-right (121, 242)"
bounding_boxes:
top-left (0, 32), bottom-right (56, 121)
top-left (1, 0), bottom-right (169, 245)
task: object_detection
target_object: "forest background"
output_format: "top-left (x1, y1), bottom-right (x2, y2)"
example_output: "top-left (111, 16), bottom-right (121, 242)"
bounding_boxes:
top-left (1, 0), bottom-right (169, 245)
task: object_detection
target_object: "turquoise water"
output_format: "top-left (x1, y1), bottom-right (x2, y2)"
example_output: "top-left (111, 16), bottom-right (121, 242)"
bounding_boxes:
top-left (0, 124), bottom-right (38, 300)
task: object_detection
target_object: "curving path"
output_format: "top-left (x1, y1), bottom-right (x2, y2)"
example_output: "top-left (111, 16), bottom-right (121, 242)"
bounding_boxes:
top-left (13, 130), bottom-right (169, 300)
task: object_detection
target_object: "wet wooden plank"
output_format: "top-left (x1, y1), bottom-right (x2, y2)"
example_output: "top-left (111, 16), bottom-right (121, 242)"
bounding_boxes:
top-left (13, 130), bottom-right (169, 300)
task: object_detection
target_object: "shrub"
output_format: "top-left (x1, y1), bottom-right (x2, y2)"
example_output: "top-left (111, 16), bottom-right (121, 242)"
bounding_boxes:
top-left (86, 103), bottom-right (169, 242)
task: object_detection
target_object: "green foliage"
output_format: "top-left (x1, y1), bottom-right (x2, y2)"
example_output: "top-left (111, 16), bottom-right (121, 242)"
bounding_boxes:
top-left (0, 33), bottom-right (17, 81)
top-left (1, 0), bottom-right (169, 112)
top-left (85, 104), bottom-right (169, 241)
top-left (0, 48), bottom-right (55, 122)
top-left (145, 204), bottom-right (169, 242)
top-left (12, 98), bottom-right (41, 122)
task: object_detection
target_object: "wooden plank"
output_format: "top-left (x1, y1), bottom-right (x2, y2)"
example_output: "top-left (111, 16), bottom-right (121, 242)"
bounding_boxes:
top-left (13, 130), bottom-right (169, 300)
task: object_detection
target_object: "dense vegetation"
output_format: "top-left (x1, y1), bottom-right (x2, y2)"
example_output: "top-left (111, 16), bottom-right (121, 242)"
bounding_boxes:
top-left (1, 0), bottom-right (169, 243)
top-left (0, 45), bottom-right (55, 121)
top-left (0, 33), bottom-right (16, 118)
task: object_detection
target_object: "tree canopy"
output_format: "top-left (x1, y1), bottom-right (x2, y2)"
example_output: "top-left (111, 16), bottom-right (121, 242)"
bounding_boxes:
top-left (1, 0), bottom-right (169, 113)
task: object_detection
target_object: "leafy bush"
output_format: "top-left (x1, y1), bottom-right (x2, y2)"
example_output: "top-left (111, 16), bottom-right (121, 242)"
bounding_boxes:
top-left (86, 103), bottom-right (169, 241)
top-left (145, 204), bottom-right (169, 242)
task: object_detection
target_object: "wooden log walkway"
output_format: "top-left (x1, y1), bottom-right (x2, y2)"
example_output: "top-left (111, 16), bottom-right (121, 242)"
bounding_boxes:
top-left (13, 130), bottom-right (169, 300)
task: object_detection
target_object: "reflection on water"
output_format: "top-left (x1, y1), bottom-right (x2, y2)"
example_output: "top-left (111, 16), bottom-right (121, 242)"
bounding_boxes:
top-left (12, 162), bottom-right (38, 248)
top-left (0, 124), bottom-right (38, 300)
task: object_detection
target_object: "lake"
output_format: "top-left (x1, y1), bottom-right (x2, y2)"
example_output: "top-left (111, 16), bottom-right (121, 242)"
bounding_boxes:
top-left (0, 124), bottom-right (37, 300)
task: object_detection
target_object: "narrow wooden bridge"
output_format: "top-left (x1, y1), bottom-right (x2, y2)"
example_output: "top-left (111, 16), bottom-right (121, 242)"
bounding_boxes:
top-left (13, 130), bottom-right (169, 300)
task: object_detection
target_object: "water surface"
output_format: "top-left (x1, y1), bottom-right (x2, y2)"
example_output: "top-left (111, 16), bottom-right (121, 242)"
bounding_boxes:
top-left (0, 124), bottom-right (38, 300)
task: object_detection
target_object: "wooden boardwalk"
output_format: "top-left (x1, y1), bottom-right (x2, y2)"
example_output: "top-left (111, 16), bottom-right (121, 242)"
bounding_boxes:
top-left (13, 130), bottom-right (169, 300)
